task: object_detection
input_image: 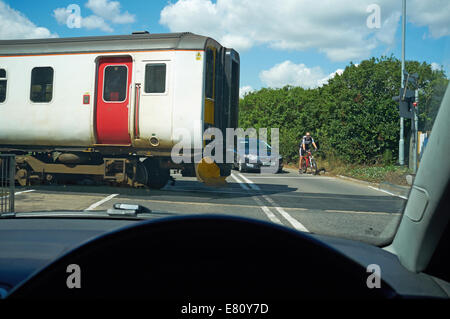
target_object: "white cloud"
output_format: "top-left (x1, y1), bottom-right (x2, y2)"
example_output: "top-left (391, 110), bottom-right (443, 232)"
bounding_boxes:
top-left (53, 7), bottom-right (70, 24)
top-left (317, 69), bottom-right (345, 87)
top-left (259, 61), bottom-right (343, 89)
top-left (85, 0), bottom-right (135, 24)
top-left (160, 0), bottom-right (403, 61)
top-left (375, 10), bottom-right (401, 45)
top-left (431, 62), bottom-right (443, 71)
top-left (408, 0), bottom-right (450, 38)
top-left (54, 0), bottom-right (135, 32)
top-left (53, 7), bottom-right (113, 32)
top-left (82, 15), bottom-right (114, 32)
top-left (239, 85), bottom-right (254, 98)
top-left (0, 0), bottom-right (57, 39)
top-left (160, 0), bottom-right (450, 62)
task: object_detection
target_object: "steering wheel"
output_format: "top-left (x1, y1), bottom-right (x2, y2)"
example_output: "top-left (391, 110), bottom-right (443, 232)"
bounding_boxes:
top-left (8, 215), bottom-right (396, 300)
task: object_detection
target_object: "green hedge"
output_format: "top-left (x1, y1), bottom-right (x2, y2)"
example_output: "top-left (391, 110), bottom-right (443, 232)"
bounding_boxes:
top-left (239, 56), bottom-right (448, 164)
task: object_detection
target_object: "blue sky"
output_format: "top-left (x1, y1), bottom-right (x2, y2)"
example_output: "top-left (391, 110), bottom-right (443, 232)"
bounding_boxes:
top-left (1, 0), bottom-right (449, 96)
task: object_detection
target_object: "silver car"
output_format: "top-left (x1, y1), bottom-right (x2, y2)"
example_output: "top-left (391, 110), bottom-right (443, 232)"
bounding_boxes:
top-left (232, 138), bottom-right (283, 173)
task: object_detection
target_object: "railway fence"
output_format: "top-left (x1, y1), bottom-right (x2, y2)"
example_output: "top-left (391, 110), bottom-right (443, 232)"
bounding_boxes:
top-left (0, 154), bottom-right (15, 213)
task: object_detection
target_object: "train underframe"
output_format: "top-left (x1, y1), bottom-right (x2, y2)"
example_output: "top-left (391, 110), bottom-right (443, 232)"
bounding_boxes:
top-left (6, 150), bottom-right (232, 189)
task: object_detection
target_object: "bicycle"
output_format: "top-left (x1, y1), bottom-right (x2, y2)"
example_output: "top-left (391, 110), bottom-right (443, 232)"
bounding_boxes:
top-left (299, 149), bottom-right (318, 175)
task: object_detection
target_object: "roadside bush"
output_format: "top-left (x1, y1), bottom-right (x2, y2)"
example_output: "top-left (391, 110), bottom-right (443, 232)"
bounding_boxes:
top-left (239, 56), bottom-right (448, 165)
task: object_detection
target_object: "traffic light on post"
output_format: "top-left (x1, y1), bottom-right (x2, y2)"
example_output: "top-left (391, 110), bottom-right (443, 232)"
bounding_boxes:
top-left (392, 87), bottom-right (415, 119)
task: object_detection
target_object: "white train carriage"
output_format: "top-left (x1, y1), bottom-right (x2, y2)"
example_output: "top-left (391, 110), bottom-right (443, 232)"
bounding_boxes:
top-left (0, 32), bottom-right (240, 188)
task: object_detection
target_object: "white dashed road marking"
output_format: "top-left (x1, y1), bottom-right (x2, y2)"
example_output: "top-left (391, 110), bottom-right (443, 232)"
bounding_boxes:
top-left (274, 207), bottom-right (309, 232)
top-left (237, 173), bottom-right (261, 191)
top-left (252, 196), bottom-right (283, 225)
top-left (262, 194), bottom-right (309, 232)
top-left (232, 173), bottom-right (283, 225)
top-left (368, 186), bottom-right (408, 200)
top-left (231, 173), bottom-right (309, 232)
top-left (230, 173), bottom-right (250, 190)
top-left (85, 194), bottom-right (118, 211)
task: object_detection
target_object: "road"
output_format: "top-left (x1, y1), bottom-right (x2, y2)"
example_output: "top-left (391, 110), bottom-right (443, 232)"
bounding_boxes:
top-left (12, 168), bottom-right (407, 245)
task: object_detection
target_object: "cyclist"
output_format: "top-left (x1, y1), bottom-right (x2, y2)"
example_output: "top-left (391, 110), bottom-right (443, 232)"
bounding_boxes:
top-left (299, 132), bottom-right (318, 173)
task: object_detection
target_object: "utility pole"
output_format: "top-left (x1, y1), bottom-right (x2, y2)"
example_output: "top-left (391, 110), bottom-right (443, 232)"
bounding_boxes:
top-left (392, 72), bottom-right (416, 169)
top-left (413, 89), bottom-right (419, 173)
top-left (399, 0), bottom-right (406, 166)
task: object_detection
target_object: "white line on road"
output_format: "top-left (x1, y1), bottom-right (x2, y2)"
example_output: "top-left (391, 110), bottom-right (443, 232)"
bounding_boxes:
top-left (235, 173), bottom-right (309, 232)
top-left (368, 186), bottom-right (408, 200)
top-left (275, 207), bottom-right (310, 232)
top-left (0, 189), bottom-right (35, 199)
top-left (252, 196), bottom-right (283, 225)
top-left (324, 209), bottom-right (401, 215)
top-left (230, 173), bottom-right (250, 190)
top-left (261, 206), bottom-right (284, 225)
top-left (261, 194), bottom-right (309, 232)
top-left (261, 194), bottom-right (276, 206)
top-left (237, 173), bottom-right (261, 191)
top-left (234, 174), bottom-right (283, 225)
top-left (15, 190), bottom-right (36, 195)
top-left (85, 194), bottom-right (118, 211)
top-left (262, 194), bottom-right (309, 210)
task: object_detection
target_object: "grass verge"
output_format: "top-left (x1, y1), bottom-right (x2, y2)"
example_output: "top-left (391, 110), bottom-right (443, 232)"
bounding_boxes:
top-left (285, 159), bottom-right (412, 186)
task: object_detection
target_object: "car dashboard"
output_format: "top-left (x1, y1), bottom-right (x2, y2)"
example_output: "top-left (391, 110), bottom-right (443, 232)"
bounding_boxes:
top-left (0, 214), bottom-right (448, 300)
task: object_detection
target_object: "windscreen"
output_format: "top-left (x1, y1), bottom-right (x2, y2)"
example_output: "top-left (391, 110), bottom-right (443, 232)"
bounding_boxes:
top-left (0, 0), bottom-right (448, 268)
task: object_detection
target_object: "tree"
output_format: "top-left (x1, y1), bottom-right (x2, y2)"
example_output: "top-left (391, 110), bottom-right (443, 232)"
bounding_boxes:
top-left (239, 56), bottom-right (448, 165)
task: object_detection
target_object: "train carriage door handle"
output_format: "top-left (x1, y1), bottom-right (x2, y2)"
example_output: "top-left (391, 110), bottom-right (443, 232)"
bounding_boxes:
top-left (134, 83), bottom-right (141, 139)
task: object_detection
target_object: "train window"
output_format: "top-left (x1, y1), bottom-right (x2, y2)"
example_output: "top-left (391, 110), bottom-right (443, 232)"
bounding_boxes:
top-left (205, 48), bottom-right (214, 99)
top-left (144, 64), bottom-right (166, 93)
top-left (0, 68), bottom-right (6, 103)
top-left (103, 65), bottom-right (127, 102)
top-left (30, 67), bottom-right (53, 103)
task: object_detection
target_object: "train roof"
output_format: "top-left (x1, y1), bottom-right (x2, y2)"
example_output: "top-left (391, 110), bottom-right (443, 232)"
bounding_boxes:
top-left (0, 32), bottom-right (219, 56)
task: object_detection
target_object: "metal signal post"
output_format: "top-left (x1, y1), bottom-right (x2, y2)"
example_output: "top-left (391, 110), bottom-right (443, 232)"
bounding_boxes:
top-left (399, 0), bottom-right (406, 166)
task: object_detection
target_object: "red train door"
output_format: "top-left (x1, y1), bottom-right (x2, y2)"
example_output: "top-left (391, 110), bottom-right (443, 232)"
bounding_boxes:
top-left (95, 57), bottom-right (132, 144)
